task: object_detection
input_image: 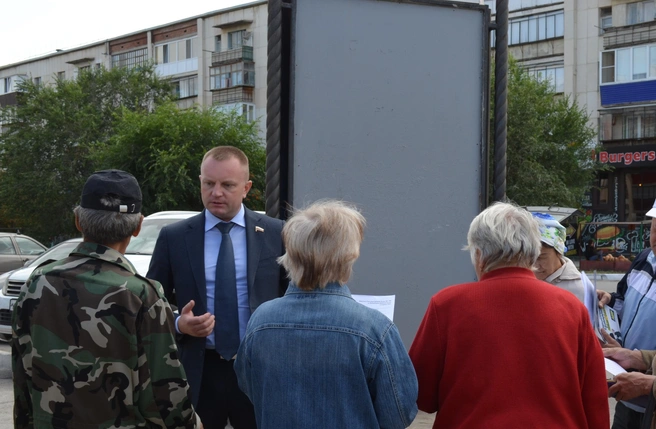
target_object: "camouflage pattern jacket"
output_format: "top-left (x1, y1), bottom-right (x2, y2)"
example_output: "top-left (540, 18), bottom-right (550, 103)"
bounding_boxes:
top-left (12, 242), bottom-right (201, 429)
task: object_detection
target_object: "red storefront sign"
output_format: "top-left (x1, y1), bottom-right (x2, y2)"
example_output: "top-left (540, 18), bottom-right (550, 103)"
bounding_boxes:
top-left (598, 148), bottom-right (656, 166)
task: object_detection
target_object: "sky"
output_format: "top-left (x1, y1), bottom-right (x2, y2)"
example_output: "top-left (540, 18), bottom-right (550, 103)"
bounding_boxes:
top-left (0, 0), bottom-right (250, 66)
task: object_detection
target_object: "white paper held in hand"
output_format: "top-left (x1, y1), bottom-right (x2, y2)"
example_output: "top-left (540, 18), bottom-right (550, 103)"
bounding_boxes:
top-left (352, 294), bottom-right (396, 321)
top-left (604, 357), bottom-right (626, 379)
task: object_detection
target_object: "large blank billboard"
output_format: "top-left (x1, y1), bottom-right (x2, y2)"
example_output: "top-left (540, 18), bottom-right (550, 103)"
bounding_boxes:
top-left (286, 0), bottom-right (490, 346)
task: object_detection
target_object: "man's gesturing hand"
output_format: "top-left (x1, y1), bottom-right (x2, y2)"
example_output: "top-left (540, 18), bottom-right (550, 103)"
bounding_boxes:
top-left (178, 300), bottom-right (215, 337)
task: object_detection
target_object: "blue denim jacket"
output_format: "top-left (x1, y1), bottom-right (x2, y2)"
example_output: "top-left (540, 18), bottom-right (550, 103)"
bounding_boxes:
top-left (235, 283), bottom-right (418, 429)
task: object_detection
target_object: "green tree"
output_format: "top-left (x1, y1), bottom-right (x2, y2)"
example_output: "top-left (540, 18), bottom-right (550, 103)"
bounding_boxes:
top-left (94, 102), bottom-right (265, 213)
top-left (494, 58), bottom-right (606, 208)
top-left (0, 65), bottom-right (172, 243)
top-left (0, 65), bottom-right (266, 244)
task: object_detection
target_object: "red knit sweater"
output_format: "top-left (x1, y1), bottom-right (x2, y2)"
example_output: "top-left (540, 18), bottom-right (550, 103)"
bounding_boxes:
top-left (409, 267), bottom-right (609, 429)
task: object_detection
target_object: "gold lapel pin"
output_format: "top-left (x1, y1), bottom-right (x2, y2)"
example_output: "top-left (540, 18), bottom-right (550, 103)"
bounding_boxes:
top-left (255, 226), bottom-right (264, 233)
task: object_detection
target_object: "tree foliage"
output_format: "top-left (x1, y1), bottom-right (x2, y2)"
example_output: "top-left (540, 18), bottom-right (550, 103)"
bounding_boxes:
top-left (0, 65), bottom-right (264, 244)
top-left (497, 58), bottom-right (606, 208)
top-left (94, 102), bottom-right (265, 213)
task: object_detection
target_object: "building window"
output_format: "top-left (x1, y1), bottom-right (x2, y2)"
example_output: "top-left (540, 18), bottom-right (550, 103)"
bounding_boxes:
top-left (33, 77), bottom-right (41, 86)
top-left (627, 0), bottom-right (655, 25)
top-left (57, 71), bottom-right (65, 80)
top-left (112, 48), bottom-right (148, 69)
top-left (155, 37), bottom-right (196, 65)
top-left (228, 30), bottom-right (244, 49)
top-left (600, 44), bottom-right (656, 84)
top-left (527, 65), bottom-right (565, 93)
top-left (599, 174), bottom-right (609, 205)
top-left (507, 10), bottom-right (564, 46)
top-left (600, 7), bottom-right (612, 31)
top-left (186, 39), bottom-right (193, 59)
top-left (215, 35), bottom-right (222, 52)
top-left (486, 0), bottom-right (563, 14)
top-left (242, 103), bottom-right (255, 122)
top-left (227, 30), bottom-right (252, 49)
top-left (3, 78), bottom-right (10, 93)
top-left (172, 76), bottom-right (198, 99)
top-left (601, 51), bottom-right (615, 83)
top-left (624, 114), bottom-right (656, 139)
top-left (210, 62), bottom-right (255, 89)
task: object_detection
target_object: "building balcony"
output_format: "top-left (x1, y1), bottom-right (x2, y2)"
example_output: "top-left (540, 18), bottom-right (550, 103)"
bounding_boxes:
top-left (603, 21), bottom-right (656, 49)
top-left (600, 79), bottom-right (656, 106)
top-left (599, 106), bottom-right (656, 143)
top-left (211, 46), bottom-right (254, 66)
top-left (212, 86), bottom-right (254, 105)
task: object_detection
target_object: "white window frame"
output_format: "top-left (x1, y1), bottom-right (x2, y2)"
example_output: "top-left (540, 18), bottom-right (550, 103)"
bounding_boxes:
top-left (154, 36), bottom-right (197, 65)
top-left (627, 0), bottom-right (655, 25)
top-left (600, 43), bottom-right (656, 85)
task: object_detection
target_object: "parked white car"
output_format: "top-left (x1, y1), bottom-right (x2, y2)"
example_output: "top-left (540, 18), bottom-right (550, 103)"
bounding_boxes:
top-left (123, 210), bottom-right (198, 274)
top-left (0, 210), bottom-right (198, 340)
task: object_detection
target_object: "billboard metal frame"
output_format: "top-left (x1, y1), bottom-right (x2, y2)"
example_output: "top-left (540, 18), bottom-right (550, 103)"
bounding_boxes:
top-left (266, 0), bottom-right (492, 218)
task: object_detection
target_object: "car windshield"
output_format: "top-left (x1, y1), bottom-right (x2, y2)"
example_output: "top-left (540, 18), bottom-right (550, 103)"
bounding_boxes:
top-left (125, 218), bottom-right (181, 255)
top-left (26, 240), bottom-right (81, 267)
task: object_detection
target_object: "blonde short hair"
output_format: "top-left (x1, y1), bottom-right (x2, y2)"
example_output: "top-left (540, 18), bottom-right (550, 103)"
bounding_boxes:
top-left (202, 146), bottom-right (249, 174)
top-left (465, 202), bottom-right (541, 274)
top-left (278, 200), bottom-right (366, 290)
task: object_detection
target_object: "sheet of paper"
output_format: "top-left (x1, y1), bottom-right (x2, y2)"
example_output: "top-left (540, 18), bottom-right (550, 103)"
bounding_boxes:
top-left (352, 294), bottom-right (395, 321)
top-left (604, 358), bottom-right (648, 412)
top-left (605, 357), bottom-right (627, 378)
top-left (580, 271), bottom-right (598, 328)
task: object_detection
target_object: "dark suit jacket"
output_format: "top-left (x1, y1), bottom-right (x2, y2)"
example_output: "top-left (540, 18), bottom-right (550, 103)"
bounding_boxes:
top-left (147, 208), bottom-right (286, 405)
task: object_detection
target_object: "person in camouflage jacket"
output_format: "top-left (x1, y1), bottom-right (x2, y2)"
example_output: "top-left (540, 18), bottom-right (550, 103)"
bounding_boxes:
top-left (11, 170), bottom-right (202, 429)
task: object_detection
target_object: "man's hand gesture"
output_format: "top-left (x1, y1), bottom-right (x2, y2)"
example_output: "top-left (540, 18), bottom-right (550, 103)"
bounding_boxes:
top-left (178, 300), bottom-right (215, 337)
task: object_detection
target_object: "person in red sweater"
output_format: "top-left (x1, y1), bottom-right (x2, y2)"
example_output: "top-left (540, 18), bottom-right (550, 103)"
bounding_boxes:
top-left (409, 202), bottom-right (609, 429)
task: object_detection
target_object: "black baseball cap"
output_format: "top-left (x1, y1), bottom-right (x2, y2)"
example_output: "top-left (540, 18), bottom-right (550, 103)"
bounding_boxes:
top-left (80, 170), bottom-right (142, 214)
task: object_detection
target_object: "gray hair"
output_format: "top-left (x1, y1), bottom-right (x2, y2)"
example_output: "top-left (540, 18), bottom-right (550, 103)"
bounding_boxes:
top-left (465, 202), bottom-right (541, 274)
top-left (278, 200), bottom-right (366, 290)
top-left (74, 203), bottom-right (141, 245)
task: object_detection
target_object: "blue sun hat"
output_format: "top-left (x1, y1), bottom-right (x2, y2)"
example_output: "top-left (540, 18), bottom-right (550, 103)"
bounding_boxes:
top-left (531, 212), bottom-right (567, 255)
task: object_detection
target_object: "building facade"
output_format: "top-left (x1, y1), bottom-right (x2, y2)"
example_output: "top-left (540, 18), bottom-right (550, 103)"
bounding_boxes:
top-left (488, 0), bottom-right (656, 223)
top-left (0, 1), bottom-right (268, 136)
top-left (597, 0), bottom-right (656, 222)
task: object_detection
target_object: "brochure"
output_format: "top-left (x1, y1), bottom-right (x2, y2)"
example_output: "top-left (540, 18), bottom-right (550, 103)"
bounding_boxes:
top-left (598, 304), bottom-right (622, 345)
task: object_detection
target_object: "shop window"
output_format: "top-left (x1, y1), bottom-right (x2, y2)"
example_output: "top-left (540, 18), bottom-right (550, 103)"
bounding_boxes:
top-left (599, 174), bottom-right (609, 205)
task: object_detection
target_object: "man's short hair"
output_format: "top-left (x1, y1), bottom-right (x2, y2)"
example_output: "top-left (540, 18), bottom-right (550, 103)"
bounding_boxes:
top-left (278, 200), bottom-right (365, 290)
top-left (465, 202), bottom-right (541, 274)
top-left (74, 206), bottom-right (141, 245)
top-left (202, 146), bottom-right (249, 170)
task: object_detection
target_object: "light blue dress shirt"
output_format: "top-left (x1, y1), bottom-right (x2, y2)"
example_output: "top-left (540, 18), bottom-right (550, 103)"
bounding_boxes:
top-left (204, 205), bottom-right (250, 349)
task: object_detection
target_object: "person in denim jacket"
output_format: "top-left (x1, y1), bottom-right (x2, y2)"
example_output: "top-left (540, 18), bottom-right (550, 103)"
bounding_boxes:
top-left (234, 200), bottom-right (418, 429)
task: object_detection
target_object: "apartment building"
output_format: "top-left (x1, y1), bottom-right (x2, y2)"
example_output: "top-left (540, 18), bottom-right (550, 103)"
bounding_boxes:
top-left (488, 0), bottom-right (656, 222)
top-left (597, 0), bottom-right (656, 221)
top-left (0, 1), bottom-right (268, 136)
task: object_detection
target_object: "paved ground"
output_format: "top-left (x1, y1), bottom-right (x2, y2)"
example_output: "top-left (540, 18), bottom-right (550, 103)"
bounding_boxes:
top-left (0, 278), bottom-right (623, 428)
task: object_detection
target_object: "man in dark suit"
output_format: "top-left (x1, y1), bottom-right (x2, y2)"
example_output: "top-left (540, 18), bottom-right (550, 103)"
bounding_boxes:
top-left (148, 146), bottom-right (285, 429)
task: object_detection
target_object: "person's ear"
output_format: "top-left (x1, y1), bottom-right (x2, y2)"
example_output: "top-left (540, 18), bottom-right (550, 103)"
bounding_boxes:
top-left (132, 215), bottom-right (144, 237)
